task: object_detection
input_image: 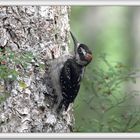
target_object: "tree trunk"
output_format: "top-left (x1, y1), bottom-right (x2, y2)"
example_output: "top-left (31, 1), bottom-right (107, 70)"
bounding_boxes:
top-left (0, 6), bottom-right (74, 133)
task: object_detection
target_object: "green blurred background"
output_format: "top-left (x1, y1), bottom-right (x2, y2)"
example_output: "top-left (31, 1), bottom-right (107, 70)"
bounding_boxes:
top-left (70, 6), bottom-right (140, 132)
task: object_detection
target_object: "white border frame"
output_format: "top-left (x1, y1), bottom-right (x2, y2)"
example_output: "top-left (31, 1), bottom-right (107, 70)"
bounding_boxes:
top-left (0, 0), bottom-right (140, 139)
top-left (1, 133), bottom-right (140, 138)
top-left (0, 0), bottom-right (140, 5)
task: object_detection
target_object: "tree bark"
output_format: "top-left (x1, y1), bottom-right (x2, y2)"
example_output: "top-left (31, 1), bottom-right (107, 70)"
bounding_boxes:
top-left (0, 6), bottom-right (74, 133)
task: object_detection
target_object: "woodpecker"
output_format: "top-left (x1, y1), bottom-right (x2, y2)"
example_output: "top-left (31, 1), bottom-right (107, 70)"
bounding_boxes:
top-left (56, 31), bottom-right (92, 113)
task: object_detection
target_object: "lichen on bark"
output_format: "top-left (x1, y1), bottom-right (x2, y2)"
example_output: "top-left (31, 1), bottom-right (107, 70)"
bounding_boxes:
top-left (0, 6), bottom-right (74, 133)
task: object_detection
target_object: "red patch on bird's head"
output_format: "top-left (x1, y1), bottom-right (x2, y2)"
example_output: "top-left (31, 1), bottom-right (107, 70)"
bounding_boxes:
top-left (85, 53), bottom-right (92, 62)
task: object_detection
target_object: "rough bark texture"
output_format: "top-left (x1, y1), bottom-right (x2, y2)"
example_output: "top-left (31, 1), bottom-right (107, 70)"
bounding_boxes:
top-left (0, 6), bottom-right (74, 133)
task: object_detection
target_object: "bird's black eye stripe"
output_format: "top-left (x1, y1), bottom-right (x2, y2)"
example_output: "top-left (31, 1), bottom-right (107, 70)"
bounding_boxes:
top-left (78, 44), bottom-right (92, 55)
top-left (78, 47), bottom-right (83, 54)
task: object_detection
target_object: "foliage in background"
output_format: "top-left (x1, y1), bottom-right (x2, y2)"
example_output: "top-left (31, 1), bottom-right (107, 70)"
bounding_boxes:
top-left (70, 6), bottom-right (140, 132)
top-left (74, 53), bottom-right (140, 132)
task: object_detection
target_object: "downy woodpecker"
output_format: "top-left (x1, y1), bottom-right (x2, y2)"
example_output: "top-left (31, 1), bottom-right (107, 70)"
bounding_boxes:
top-left (56, 31), bottom-right (92, 113)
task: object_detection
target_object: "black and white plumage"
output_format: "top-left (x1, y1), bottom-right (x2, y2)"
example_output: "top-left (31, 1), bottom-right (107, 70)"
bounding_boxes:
top-left (56, 31), bottom-right (92, 113)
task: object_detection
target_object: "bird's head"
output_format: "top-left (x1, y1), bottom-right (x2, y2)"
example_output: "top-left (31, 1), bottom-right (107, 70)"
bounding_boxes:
top-left (70, 31), bottom-right (92, 66)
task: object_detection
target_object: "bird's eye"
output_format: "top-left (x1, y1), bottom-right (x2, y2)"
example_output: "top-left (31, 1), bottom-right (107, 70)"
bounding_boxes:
top-left (78, 47), bottom-right (82, 54)
top-left (79, 49), bottom-right (82, 53)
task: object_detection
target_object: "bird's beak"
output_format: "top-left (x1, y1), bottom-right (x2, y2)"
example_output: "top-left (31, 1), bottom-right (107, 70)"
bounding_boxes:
top-left (70, 31), bottom-right (79, 54)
